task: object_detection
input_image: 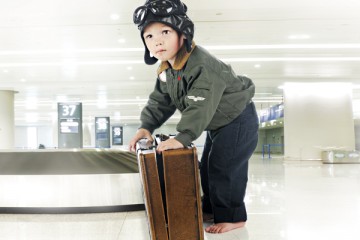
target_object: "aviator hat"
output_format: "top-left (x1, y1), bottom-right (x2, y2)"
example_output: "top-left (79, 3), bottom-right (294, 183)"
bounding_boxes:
top-left (133, 0), bottom-right (194, 65)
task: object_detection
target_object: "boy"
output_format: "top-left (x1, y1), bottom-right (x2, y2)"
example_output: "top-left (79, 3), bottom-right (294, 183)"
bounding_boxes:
top-left (129, 0), bottom-right (259, 234)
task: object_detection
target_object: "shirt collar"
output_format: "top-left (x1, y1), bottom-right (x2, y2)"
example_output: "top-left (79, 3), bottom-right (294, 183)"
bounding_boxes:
top-left (157, 41), bottom-right (196, 76)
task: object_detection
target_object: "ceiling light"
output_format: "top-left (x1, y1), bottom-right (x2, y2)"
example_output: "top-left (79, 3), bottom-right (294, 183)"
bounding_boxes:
top-left (253, 100), bottom-right (283, 103)
top-left (288, 34), bottom-right (311, 40)
top-left (4, 56), bottom-right (360, 68)
top-left (221, 57), bottom-right (360, 62)
top-left (118, 38), bottom-right (126, 43)
top-left (204, 43), bottom-right (360, 50)
top-left (0, 48), bottom-right (143, 56)
top-left (1, 44), bottom-right (360, 57)
top-left (97, 102), bottom-right (107, 109)
top-left (110, 14), bottom-right (119, 20)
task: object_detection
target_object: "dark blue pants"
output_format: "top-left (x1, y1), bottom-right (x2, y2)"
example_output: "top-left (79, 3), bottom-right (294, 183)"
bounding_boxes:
top-left (200, 102), bottom-right (259, 223)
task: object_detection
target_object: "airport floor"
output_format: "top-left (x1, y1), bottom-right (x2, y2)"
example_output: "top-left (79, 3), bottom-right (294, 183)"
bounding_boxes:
top-left (0, 154), bottom-right (359, 240)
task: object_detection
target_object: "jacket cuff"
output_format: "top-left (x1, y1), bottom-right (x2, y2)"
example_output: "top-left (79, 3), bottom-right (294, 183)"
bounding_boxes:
top-left (174, 132), bottom-right (193, 147)
top-left (139, 123), bottom-right (157, 134)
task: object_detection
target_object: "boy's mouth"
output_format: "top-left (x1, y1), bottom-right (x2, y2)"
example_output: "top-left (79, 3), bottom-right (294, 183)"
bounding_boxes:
top-left (156, 49), bottom-right (166, 54)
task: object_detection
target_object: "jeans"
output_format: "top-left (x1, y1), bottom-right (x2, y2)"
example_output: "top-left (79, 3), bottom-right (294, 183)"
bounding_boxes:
top-left (200, 102), bottom-right (259, 223)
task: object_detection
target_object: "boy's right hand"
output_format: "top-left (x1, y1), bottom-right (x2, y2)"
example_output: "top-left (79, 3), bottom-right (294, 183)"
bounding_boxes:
top-left (129, 128), bottom-right (154, 152)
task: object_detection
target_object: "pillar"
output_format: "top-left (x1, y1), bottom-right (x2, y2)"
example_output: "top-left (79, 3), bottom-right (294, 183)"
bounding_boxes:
top-left (0, 90), bottom-right (16, 149)
top-left (284, 82), bottom-right (355, 160)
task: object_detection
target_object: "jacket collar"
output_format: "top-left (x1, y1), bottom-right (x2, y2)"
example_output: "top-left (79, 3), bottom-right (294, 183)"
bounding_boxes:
top-left (157, 41), bottom-right (196, 75)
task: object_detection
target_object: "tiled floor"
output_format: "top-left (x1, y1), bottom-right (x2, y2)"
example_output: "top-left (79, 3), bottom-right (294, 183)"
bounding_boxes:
top-left (1, 154), bottom-right (360, 240)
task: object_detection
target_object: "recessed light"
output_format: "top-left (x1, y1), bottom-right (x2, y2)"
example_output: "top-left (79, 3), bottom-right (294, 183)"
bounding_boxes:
top-left (118, 38), bottom-right (126, 43)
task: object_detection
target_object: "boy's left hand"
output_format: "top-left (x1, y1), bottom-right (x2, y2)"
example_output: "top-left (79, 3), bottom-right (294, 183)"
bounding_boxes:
top-left (156, 138), bottom-right (184, 152)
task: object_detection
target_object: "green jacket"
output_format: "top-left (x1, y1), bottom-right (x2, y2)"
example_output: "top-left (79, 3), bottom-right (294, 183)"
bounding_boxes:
top-left (140, 43), bottom-right (255, 146)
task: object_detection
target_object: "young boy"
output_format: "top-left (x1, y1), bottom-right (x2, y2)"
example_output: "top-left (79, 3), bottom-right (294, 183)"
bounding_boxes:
top-left (129, 0), bottom-right (259, 234)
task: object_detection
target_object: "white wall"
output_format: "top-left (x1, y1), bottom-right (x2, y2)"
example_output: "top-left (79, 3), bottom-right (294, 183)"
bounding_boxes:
top-left (0, 90), bottom-right (15, 149)
top-left (354, 119), bottom-right (360, 150)
top-left (15, 126), bottom-right (54, 149)
top-left (15, 123), bottom-right (207, 149)
top-left (284, 82), bottom-right (355, 160)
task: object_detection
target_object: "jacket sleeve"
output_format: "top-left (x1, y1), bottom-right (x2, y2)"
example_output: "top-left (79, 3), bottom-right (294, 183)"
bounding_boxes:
top-left (140, 78), bottom-right (177, 133)
top-left (174, 65), bottom-right (226, 146)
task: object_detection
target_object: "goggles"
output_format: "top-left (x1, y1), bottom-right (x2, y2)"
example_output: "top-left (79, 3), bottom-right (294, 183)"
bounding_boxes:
top-left (133, 0), bottom-right (187, 25)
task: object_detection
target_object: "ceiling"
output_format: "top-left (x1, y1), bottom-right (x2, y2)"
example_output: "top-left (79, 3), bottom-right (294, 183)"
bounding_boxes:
top-left (1, 0), bottom-right (360, 126)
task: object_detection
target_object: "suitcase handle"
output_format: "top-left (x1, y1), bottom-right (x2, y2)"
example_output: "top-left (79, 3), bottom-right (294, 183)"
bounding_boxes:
top-left (136, 138), bottom-right (156, 152)
top-left (137, 134), bottom-right (194, 152)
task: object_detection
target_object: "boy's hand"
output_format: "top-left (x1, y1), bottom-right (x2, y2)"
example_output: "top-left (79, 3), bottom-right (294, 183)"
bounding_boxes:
top-left (156, 138), bottom-right (184, 152)
top-left (129, 128), bottom-right (153, 152)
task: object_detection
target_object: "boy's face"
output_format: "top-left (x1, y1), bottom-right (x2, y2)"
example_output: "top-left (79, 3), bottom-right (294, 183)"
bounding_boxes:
top-left (143, 22), bottom-right (185, 66)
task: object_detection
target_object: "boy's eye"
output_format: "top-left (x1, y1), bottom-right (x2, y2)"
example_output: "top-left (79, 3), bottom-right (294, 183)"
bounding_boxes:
top-left (163, 30), bottom-right (170, 35)
top-left (144, 34), bottom-right (152, 39)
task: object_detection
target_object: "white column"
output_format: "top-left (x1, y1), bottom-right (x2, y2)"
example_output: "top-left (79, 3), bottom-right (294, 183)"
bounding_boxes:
top-left (52, 119), bottom-right (58, 148)
top-left (284, 82), bottom-right (354, 160)
top-left (0, 90), bottom-right (16, 149)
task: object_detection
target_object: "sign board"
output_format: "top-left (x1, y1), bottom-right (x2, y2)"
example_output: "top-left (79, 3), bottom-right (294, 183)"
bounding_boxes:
top-left (112, 126), bottom-right (123, 145)
top-left (260, 103), bottom-right (284, 123)
top-left (95, 117), bottom-right (110, 148)
top-left (58, 102), bottom-right (83, 148)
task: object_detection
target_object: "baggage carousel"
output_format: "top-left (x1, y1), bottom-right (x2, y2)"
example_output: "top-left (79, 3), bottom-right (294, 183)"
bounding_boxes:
top-left (0, 149), bottom-right (144, 213)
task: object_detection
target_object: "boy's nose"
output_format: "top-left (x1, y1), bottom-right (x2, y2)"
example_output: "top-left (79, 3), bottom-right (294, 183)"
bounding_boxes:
top-left (154, 35), bottom-right (163, 46)
top-left (155, 40), bottom-right (163, 46)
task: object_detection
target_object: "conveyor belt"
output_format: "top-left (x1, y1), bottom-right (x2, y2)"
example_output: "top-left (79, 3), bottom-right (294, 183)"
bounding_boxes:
top-left (0, 149), bottom-right (144, 213)
top-left (0, 149), bottom-right (138, 174)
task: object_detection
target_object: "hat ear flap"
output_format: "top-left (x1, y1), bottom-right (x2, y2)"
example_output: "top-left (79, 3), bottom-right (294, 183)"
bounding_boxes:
top-left (184, 39), bottom-right (192, 52)
top-left (144, 46), bottom-right (158, 65)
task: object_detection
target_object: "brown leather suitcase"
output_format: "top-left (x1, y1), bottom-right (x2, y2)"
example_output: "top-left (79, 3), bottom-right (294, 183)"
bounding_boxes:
top-left (137, 136), bottom-right (204, 240)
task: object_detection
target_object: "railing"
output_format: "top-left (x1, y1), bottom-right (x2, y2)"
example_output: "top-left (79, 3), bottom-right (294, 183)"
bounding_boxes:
top-left (262, 144), bottom-right (284, 159)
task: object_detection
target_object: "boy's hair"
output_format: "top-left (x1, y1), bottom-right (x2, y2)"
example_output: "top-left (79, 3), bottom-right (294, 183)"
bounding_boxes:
top-left (133, 0), bottom-right (194, 65)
